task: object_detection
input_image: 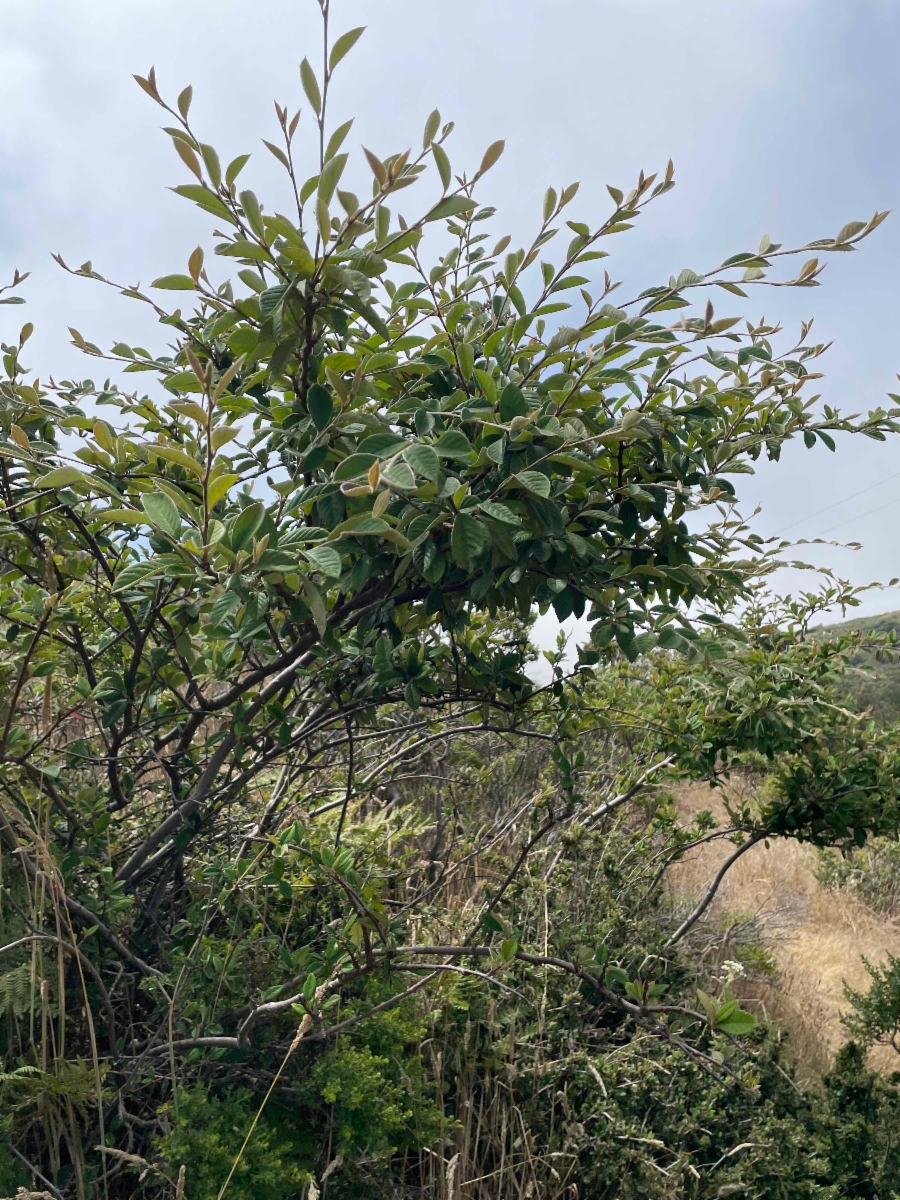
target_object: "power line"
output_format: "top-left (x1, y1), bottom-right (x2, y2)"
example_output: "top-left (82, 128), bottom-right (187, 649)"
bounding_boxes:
top-left (773, 469), bottom-right (900, 536)
top-left (815, 495), bottom-right (899, 539)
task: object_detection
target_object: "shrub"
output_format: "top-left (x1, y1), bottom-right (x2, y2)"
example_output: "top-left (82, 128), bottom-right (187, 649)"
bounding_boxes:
top-left (2, 0), bottom-right (900, 1196)
top-left (817, 838), bottom-right (900, 918)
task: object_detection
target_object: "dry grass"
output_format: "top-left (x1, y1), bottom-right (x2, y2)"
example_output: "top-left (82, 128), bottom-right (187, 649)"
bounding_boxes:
top-left (669, 781), bottom-right (900, 1077)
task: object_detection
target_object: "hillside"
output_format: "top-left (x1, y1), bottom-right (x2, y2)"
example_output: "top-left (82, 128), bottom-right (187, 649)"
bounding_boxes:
top-left (672, 781), bottom-right (900, 1078)
top-left (817, 608), bottom-right (900, 722)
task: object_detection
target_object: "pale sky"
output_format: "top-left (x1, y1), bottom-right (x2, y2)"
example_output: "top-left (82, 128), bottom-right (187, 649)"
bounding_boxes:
top-left (3, 0), bottom-right (899, 672)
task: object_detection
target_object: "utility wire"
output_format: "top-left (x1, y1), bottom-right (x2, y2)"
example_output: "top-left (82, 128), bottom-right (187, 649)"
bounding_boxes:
top-left (815, 495), bottom-right (899, 539)
top-left (773, 468), bottom-right (900, 536)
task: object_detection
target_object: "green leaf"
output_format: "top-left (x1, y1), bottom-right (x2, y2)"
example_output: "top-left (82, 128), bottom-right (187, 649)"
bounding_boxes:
top-left (238, 190), bottom-right (265, 240)
top-left (171, 184), bottom-right (237, 225)
top-left (434, 430), bottom-right (474, 459)
top-left (225, 154), bottom-right (251, 187)
top-left (514, 470), bottom-right (551, 498)
top-left (141, 491), bottom-right (182, 539)
top-left (151, 274), bottom-right (198, 290)
top-left (335, 516), bottom-right (389, 537)
top-left (404, 680), bottom-right (422, 709)
top-left (176, 85), bottom-right (193, 118)
top-left (835, 219), bottom-right (866, 244)
top-left (259, 284), bottom-right (289, 317)
top-left (329, 26), bottom-right (365, 70)
top-left (456, 342), bottom-right (475, 380)
top-left (299, 58), bottom-right (322, 115)
top-left (480, 500), bottom-right (521, 526)
top-left (37, 467), bottom-right (91, 490)
top-left (304, 544), bottom-right (343, 578)
top-left (473, 368), bottom-right (498, 405)
top-left (423, 109), bottom-right (440, 147)
top-left (426, 196), bottom-right (477, 222)
top-left (499, 382), bottom-right (527, 422)
top-left (208, 474), bottom-right (240, 508)
top-left (325, 120), bottom-right (354, 161)
top-left (113, 559), bottom-right (166, 592)
top-left (211, 426), bottom-right (240, 452)
top-left (318, 153), bottom-right (348, 205)
top-left (151, 445), bottom-right (205, 478)
top-left (230, 501), bottom-right (266, 552)
top-left (93, 509), bottom-right (149, 526)
top-left (323, 351), bottom-right (359, 373)
top-left (479, 139), bottom-right (505, 175)
top-left (334, 453), bottom-right (377, 481)
top-left (432, 144), bottom-right (452, 190)
top-left (164, 371), bottom-right (204, 394)
top-left (615, 630), bottom-right (638, 661)
top-left (481, 913), bottom-right (504, 934)
top-left (500, 937), bottom-right (518, 962)
top-left (696, 988), bottom-right (719, 1024)
top-left (380, 461), bottom-right (416, 490)
top-left (451, 512), bottom-right (489, 566)
top-left (200, 144), bottom-right (222, 189)
top-left (657, 627), bottom-right (689, 653)
top-left (403, 444), bottom-right (440, 480)
top-left (307, 384), bottom-right (334, 431)
top-left (358, 433), bottom-right (408, 458)
top-left (303, 578), bottom-right (328, 636)
top-left (717, 1009), bottom-right (756, 1036)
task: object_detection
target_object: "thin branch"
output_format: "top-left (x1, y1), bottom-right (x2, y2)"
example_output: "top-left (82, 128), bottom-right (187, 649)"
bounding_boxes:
top-left (333, 713), bottom-right (355, 848)
top-left (665, 831), bottom-right (766, 948)
top-left (6, 1142), bottom-right (66, 1200)
top-left (587, 755), bottom-right (676, 824)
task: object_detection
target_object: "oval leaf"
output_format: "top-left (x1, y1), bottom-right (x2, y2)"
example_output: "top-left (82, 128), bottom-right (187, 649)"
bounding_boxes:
top-left (404, 443), bottom-right (440, 480)
top-left (451, 512), bottom-right (489, 566)
top-left (151, 274), bottom-right (198, 291)
top-left (142, 492), bottom-right (182, 539)
top-left (37, 467), bottom-right (91, 490)
top-left (230, 501), bottom-right (267, 553)
top-left (434, 430), bottom-right (474, 459)
top-left (304, 544), bottom-right (343, 578)
top-left (514, 470), bottom-right (551, 498)
top-left (329, 26), bottom-right (365, 70)
top-left (307, 384), bottom-right (334, 431)
top-left (334, 453), bottom-right (377, 482)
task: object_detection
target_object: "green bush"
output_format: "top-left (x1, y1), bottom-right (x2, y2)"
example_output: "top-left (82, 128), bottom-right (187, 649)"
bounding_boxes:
top-left (3, 0), bottom-right (900, 1196)
top-left (817, 838), bottom-right (900, 917)
top-left (155, 1087), bottom-right (313, 1200)
top-left (843, 955), bottom-right (900, 1060)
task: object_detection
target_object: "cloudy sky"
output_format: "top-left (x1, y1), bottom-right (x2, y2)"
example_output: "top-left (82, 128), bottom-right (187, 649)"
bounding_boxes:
top-left (2, 0), bottom-right (899, 662)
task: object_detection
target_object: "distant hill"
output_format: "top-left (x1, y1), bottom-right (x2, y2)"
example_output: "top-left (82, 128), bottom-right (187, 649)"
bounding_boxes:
top-left (815, 609), bottom-right (900, 723)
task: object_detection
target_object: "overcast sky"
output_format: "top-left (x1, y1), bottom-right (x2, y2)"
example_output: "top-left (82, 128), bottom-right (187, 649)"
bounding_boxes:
top-left (3, 0), bottom-right (899, 666)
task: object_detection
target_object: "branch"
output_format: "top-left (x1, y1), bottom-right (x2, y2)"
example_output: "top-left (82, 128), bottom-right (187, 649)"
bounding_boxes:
top-left (0, 601), bottom-right (54, 757)
top-left (6, 1143), bottom-right (65, 1200)
top-left (587, 755), bottom-right (676, 824)
top-left (664, 831), bottom-right (766, 948)
top-left (465, 814), bottom-right (556, 940)
top-left (0, 806), bottom-right (161, 977)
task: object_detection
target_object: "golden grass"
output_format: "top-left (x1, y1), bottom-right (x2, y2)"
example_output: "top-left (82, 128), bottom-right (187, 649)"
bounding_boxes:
top-left (669, 781), bottom-right (900, 1076)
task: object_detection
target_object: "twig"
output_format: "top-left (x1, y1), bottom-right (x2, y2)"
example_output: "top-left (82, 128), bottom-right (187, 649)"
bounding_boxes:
top-left (6, 1143), bottom-right (66, 1200)
top-left (665, 831), bottom-right (766, 948)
